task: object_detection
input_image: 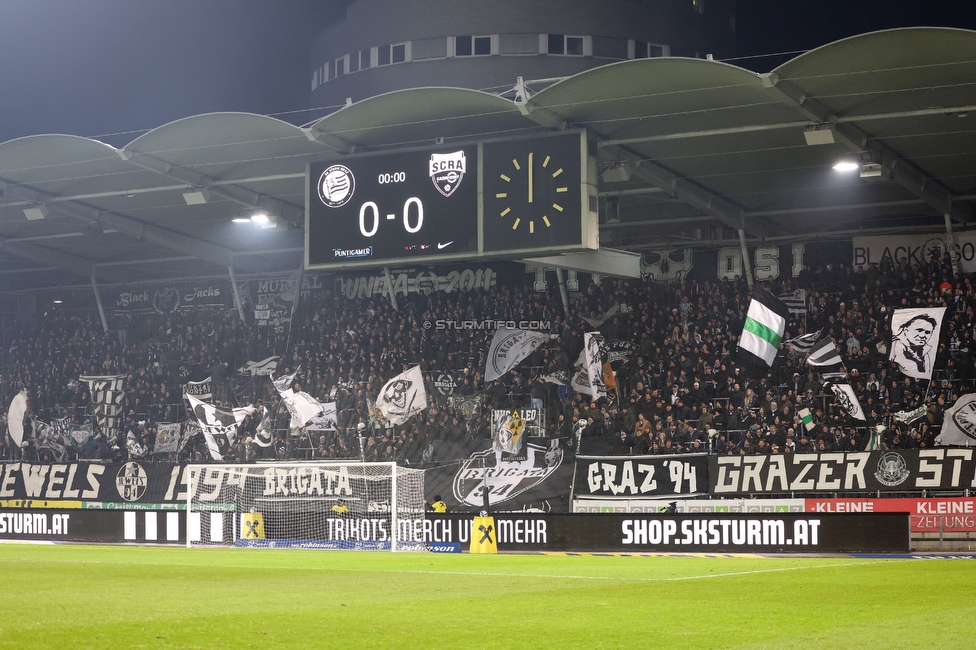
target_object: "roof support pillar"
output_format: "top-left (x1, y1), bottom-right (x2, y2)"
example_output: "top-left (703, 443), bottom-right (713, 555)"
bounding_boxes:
top-left (945, 213), bottom-right (959, 277)
top-left (383, 266), bottom-right (399, 312)
top-left (739, 228), bottom-right (754, 290)
top-left (91, 276), bottom-right (109, 334)
top-left (228, 266), bottom-right (246, 322)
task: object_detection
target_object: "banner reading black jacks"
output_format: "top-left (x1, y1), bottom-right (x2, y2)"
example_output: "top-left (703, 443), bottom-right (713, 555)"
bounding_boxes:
top-left (422, 512), bottom-right (909, 553)
top-left (0, 462), bottom-right (189, 506)
top-left (574, 454), bottom-right (709, 499)
top-left (710, 449), bottom-right (976, 495)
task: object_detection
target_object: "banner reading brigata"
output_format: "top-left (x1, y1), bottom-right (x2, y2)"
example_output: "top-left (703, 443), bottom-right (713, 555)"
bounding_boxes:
top-left (574, 454), bottom-right (709, 498)
top-left (710, 449), bottom-right (976, 495)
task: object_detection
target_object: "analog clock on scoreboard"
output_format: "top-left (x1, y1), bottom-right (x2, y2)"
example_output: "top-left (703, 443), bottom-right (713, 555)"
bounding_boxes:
top-left (306, 145), bottom-right (478, 268)
top-left (482, 131), bottom-right (588, 253)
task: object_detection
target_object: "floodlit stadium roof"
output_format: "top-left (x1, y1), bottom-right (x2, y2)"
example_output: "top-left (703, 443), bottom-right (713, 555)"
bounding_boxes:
top-left (1, 27), bottom-right (974, 295)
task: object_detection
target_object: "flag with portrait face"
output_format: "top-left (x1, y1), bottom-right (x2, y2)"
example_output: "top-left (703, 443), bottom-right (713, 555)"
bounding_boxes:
top-left (889, 307), bottom-right (946, 380)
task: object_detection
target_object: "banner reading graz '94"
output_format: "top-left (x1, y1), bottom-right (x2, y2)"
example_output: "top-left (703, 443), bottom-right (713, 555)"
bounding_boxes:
top-left (574, 454), bottom-right (709, 498)
top-left (711, 449), bottom-right (976, 495)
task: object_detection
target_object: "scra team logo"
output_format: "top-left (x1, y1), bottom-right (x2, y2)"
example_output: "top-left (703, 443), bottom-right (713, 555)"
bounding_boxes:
top-left (318, 165), bottom-right (356, 208)
top-left (429, 151), bottom-right (466, 197)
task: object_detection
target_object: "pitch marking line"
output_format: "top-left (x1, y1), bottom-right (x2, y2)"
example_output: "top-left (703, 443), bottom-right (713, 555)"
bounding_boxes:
top-left (317, 559), bottom-right (896, 583)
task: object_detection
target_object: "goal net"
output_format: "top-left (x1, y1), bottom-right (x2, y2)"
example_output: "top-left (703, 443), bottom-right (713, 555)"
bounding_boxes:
top-left (186, 462), bottom-right (425, 551)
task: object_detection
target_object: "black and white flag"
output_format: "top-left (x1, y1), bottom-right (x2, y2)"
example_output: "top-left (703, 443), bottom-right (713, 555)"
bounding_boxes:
top-left (272, 366), bottom-right (300, 392)
top-left (582, 332), bottom-right (608, 400)
top-left (237, 356), bottom-right (279, 376)
top-left (827, 382), bottom-right (866, 421)
top-left (937, 393), bottom-right (976, 446)
top-left (254, 405), bottom-right (274, 448)
top-left (153, 423), bottom-right (183, 454)
top-left (185, 394), bottom-right (255, 460)
top-left (376, 365), bottom-right (428, 426)
top-left (484, 329), bottom-right (550, 383)
top-left (807, 336), bottom-right (842, 367)
top-left (890, 307), bottom-right (946, 380)
top-left (81, 374), bottom-right (127, 435)
top-left (305, 401), bottom-right (338, 431)
top-left (777, 289), bottom-right (807, 315)
top-left (893, 404), bottom-right (928, 426)
top-left (784, 330), bottom-right (822, 354)
top-left (185, 377), bottom-right (213, 401)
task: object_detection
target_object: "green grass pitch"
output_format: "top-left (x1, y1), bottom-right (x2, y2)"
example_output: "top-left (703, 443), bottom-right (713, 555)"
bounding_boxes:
top-left (0, 544), bottom-right (973, 649)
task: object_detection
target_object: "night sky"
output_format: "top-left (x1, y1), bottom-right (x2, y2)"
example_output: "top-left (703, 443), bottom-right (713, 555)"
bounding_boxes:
top-left (0, 1), bottom-right (974, 147)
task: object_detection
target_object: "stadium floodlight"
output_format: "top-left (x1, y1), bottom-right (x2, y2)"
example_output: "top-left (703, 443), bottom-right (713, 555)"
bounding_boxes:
top-left (186, 462), bottom-right (426, 551)
top-left (832, 160), bottom-right (859, 172)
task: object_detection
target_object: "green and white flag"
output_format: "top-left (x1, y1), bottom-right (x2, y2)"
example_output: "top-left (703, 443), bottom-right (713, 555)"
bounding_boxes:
top-left (798, 407), bottom-right (816, 432)
top-left (737, 286), bottom-right (790, 373)
top-left (865, 426), bottom-right (885, 451)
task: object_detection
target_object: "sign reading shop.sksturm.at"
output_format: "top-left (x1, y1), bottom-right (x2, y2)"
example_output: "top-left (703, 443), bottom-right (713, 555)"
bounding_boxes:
top-left (422, 513), bottom-right (909, 553)
top-left (710, 449), bottom-right (976, 495)
top-left (574, 454), bottom-right (709, 499)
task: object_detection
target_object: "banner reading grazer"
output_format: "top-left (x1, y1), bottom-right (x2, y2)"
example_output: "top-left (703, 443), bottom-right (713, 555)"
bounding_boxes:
top-left (711, 449), bottom-right (976, 495)
top-left (574, 454), bottom-right (709, 499)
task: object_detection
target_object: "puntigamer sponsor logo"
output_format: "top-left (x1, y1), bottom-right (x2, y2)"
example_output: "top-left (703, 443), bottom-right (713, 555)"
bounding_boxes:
top-left (333, 247), bottom-right (373, 259)
top-left (621, 517), bottom-right (821, 547)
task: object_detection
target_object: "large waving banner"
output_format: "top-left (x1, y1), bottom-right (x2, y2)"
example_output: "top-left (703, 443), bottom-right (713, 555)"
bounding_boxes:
top-left (80, 375), bottom-right (126, 435)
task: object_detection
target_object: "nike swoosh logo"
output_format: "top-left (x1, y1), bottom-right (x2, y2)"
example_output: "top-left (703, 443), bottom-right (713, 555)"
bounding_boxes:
top-left (437, 241), bottom-right (454, 249)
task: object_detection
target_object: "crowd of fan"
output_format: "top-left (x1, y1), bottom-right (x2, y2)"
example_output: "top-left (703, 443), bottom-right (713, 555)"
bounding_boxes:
top-left (1, 250), bottom-right (974, 465)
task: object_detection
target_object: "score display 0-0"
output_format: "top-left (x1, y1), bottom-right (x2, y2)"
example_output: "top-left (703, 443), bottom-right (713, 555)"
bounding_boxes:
top-left (305, 131), bottom-right (598, 269)
top-left (307, 145), bottom-right (479, 266)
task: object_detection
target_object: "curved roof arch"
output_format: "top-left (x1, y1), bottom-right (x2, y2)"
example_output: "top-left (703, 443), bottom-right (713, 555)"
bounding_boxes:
top-left (0, 27), bottom-right (974, 298)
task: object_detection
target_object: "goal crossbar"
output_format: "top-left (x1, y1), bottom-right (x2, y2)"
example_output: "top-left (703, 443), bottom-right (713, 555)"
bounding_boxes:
top-left (185, 461), bottom-right (425, 551)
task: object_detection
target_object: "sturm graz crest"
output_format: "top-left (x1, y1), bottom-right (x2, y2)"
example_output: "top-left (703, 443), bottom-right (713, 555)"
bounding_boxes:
top-left (318, 164), bottom-right (355, 208)
top-left (429, 151), bottom-right (466, 197)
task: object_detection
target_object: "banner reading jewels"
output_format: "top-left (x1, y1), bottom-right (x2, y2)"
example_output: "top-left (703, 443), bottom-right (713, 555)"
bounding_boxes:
top-left (0, 462), bottom-right (189, 507)
top-left (574, 454), bottom-right (709, 499)
top-left (710, 449), bottom-right (976, 495)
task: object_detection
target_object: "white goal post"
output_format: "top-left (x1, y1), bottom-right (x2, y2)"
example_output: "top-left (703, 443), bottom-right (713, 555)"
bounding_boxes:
top-left (185, 462), bottom-right (426, 551)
